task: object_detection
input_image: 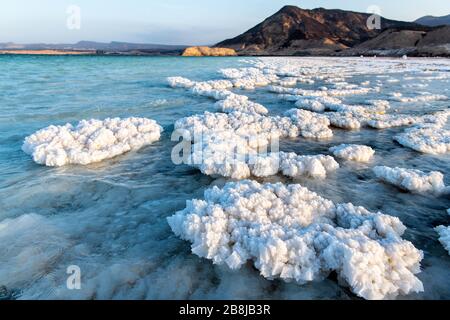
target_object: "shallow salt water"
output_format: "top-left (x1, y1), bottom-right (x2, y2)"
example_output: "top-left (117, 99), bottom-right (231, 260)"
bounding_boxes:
top-left (0, 55), bottom-right (449, 300)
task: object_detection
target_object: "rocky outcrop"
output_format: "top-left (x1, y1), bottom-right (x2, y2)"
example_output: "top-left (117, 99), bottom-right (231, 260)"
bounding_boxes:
top-left (182, 46), bottom-right (237, 57)
top-left (340, 26), bottom-right (450, 57)
top-left (216, 5), bottom-right (418, 55)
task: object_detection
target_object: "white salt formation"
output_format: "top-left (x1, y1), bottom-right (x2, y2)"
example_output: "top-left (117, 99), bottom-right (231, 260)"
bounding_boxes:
top-left (22, 117), bottom-right (163, 166)
top-left (175, 111), bottom-right (298, 179)
top-left (215, 94), bottom-right (268, 115)
top-left (436, 225), bottom-right (450, 255)
top-left (252, 152), bottom-right (339, 179)
top-left (277, 152), bottom-right (339, 178)
top-left (167, 77), bottom-right (268, 115)
top-left (174, 111), bottom-right (340, 179)
top-left (167, 76), bottom-right (195, 88)
top-left (285, 109), bottom-right (333, 139)
top-left (329, 144), bottom-right (375, 162)
top-left (326, 112), bottom-right (362, 130)
top-left (395, 94), bottom-right (447, 103)
top-left (168, 60), bottom-right (448, 133)
top-left (373, 166), bottom-right (448, 194)
top-left (246, 58), bottom-right (448, 137)
top-left (187, 150), bottom-right (339, 180)
top-left (191, 80), bottom-right (234, 100)
top-left (267, 85), bottom-right (373, 98)
top-left (435, 209), bottom-right (450, 255)
top-left (367, 115), bottom-right (418, 129)
top-left (295, 96), bottom-right (344, 113)
top-left (166, 59), bottom-right (448, 298)
top-left (168, 180), bottom-right (424, 300)
top-left (219, 67), bottom-right (279, 90)
top-left (175, 110), bottom-right (339, 179)
top-left (367, 110), bottom-right (449, 130)
top-left (276, 77), bottom-right (297, 87)
top-left (295, 99), bottom-right (326, 112)
top-left (314, 105), bottom-right (447, 132)
top-left (395, 127), bottom-right (450, 155)
top-left (175, 111), bottom-right (299, 144)
top-left (370, 100), bottom-right (390, 111)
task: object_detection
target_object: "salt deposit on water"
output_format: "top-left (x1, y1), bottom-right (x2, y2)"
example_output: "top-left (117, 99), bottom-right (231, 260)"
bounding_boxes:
top-left (173, 110), bottom-right (338, 179)
top-left (435, 209), bottom-right (450, 256)
top-left (167, 76), bottom-right (269, 114)
top-left (166, 57), bottom-right (449, 300)
top-left (436, 225), bottom-right (450, 255)
top-left (285, 109), bottom-right (334, 139)
top-left (329, 144), bottom-right (375, 162)
top-left (252, 152), bottom-right (339, 179)
top-left (22, 117), bottom-right (163, 166)
top-left (373, 166), bottom-right (448, 195)
top-left (1, 56), bottom-right (450, 300)
top-left (168, 180), bottom-right (424, 300)
top-left (395, 127), bottom-right (450, 155)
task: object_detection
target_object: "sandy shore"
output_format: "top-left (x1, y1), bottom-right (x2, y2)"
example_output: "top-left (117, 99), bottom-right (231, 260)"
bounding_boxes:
top-left (0, 50), bottom-right (95, 55)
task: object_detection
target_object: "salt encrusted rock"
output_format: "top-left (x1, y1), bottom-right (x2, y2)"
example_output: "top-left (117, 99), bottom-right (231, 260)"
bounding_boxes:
top-left (277, 152), bottom-right (339, 178)
top-left (276, 77), bottom-right (297, 87)
top-left (168, 180), bottom-right (424, 300)
top-left (267, 85), bottom-right (373, 98)
top-left (295, 99), bottom-right (326, 113)
top-left (368, 110), bottom-right (450, 130)
top-left (373, 166), bottom-right (448, 194)
top-left (285, 109), bottom-right (333, 139)
top-left (167, 76), bottom-right (195, 89)
top-left (22, 117), bottom-right (163, 166)
top-left (294, 96), bottom-right (344, 113)
top-left (187, 150), bottom-right (339, 180)
top-left (167, 77), bottom-right (268, 115)
top-left (252, 152), bottom-right (339, 179)
top-left (174, 111), bottom-right (340, 179)
top-left (369, 100), bottom-right (390, 111)
top-left (326, 112), bottom-right (361, 130)
top-left (219, 67), bottom-right (278, 90)
top-left (435, 209), bottom-right (450, 255)
top-left (436, 225), bottom-right (450, 255)
top-left (256, 60), bottom-right (448, 134)
top-left (367, 115), bottom-right (418, 129)
top-left (174, 111), bottom-right (297, 179)
top-left (215, 94), bottom-right (268, 115)
top-left (175, 111), bottom-right (299, 143)
top-left (395, 127), bottom-right (450, 155)
top-left (329, 144), bottom-right (375, 162)
top-left (394, 94), bottom-right (447, 103)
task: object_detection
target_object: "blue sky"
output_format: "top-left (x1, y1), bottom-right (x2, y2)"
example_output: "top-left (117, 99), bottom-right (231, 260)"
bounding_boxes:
top-left (1, 0), bottom-right (449, 45)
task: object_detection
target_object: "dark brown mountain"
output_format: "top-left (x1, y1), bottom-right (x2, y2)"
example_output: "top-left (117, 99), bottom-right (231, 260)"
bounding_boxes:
top-left (341, 25), bottom-right (450, 57)
top-left (216, 5), bottom-right (419, 55)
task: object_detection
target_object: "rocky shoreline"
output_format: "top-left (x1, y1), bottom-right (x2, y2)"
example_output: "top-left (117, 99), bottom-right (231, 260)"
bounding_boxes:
top-left (216, 6), bottom-right (450, 58)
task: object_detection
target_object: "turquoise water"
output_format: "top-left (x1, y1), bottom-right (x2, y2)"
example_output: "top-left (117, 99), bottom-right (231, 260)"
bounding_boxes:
top-left (0, 56), bottom-right (449, 300)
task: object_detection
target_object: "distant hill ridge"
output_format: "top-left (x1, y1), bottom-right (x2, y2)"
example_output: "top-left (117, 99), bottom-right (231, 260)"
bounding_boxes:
top-left (0, 41), bottom-right (188, 51)
top-left (415, 14), bottom-right (450, 27)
